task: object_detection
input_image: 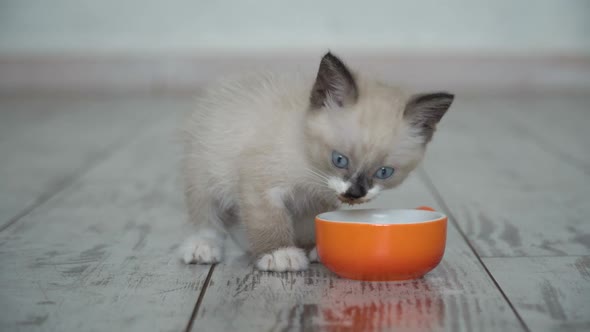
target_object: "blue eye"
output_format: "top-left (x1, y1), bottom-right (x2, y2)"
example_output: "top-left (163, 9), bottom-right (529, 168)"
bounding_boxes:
top-left (332, 151), bottom-right (349, 169)
top-left (374, 167), bottom-right (394, 179)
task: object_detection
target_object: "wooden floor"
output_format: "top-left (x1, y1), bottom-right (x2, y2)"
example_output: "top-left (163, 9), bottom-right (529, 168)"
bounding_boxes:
top-left (0, 94), bottom-right (588, 332)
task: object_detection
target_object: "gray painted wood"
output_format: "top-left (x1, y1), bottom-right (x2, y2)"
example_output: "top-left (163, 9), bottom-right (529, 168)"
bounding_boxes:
top-left (498, 96), bottom-right (590, 174)
top-left (2, 94), bottom-right (587, 332)
top-left (0, 106), bottom-right (210, 332)
top-left (192, 176), bottom-right (525, 332)
top-left (483, 256), bottom-right (590, 332)
top-left (422, 97), bottom-right (590, 257)
top-left (0, 97), bottom-right (189, 230)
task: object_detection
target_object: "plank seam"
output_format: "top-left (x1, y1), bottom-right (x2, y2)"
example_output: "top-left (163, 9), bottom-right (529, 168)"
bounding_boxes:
top-left (418, 167), bottom-right (532, 332)
top-left (503, 117), bottom-right (590, 177)
top-left (482, 254), bottom-right (589, 259)
top-left (185, 264), bottom-right (216, 332)
top-left (0, 116), bottom-right (160, 233)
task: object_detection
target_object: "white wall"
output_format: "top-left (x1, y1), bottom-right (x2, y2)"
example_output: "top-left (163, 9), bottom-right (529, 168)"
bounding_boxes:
top-left (1, 0), bottom-right (589, 56)
top-left (1, 0), bottom-right (589, 94)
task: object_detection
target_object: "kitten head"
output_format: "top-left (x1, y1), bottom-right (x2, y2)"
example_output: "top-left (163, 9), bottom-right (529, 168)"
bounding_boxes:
top-left (304, 52), bottom-right (453, 205)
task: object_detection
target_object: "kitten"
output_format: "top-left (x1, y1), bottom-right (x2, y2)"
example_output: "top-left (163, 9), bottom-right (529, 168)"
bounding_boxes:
top-left (180, 52), bottom-right (453, 272)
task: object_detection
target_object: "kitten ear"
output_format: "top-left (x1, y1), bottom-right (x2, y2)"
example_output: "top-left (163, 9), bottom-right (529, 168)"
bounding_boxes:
top-left (310, 52), bottom-right (359, 109)
top-left (404, 92), bottom-right (454, 143)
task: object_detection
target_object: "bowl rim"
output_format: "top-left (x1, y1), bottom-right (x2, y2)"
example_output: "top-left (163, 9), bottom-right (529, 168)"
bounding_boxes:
top-left (315, 208), bottom-right (447, 225)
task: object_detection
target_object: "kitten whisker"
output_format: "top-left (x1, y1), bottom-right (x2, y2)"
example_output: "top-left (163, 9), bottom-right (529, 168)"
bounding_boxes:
top-left (304, 168), bottom-right (330, 183)
top-left (297, 178), bottom-right (332, 193)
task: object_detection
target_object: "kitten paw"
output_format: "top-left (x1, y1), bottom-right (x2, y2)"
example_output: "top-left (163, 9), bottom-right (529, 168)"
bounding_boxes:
top-left (308, 246), bottom-right (320, 263)
top-left (256, 247), bottom-right (309, 272)
top-left (180, 236), bottom-right (222, 264)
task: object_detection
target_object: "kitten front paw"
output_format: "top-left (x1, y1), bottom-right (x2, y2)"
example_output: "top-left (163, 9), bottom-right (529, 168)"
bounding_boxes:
top-left (180, 236), bottom-right (222, 264)
top-left (308, 246), bottom-right (320, 263)
top-left (256, 247), bottom-right (309, 272)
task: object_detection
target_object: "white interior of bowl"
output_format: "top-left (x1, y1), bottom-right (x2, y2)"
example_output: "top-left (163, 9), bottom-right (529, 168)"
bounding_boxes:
top-left (316, 209), bottom-right (446, 225)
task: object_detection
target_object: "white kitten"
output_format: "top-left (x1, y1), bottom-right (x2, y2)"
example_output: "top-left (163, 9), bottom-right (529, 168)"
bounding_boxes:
top-left (180, 52), bottom-right (453, 271)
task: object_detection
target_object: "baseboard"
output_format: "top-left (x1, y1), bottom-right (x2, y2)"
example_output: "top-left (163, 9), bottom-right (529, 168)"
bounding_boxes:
top-left (1, 52), bottom-right (589, 95)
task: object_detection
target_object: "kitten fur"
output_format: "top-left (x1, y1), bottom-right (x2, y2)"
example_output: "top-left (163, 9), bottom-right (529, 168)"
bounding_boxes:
top-left (181, 52), bottom-right (453, 271)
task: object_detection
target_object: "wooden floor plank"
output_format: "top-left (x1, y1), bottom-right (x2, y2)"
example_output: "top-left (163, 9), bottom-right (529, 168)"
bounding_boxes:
top-left (422, 97), bottom-right (590, 257)
top-left (496, 96), bottom-right (590, 175)
top-left (0, 103), bottom-right (210, 332)
top-left (3, 94), bottom-right (585, 331)
top-left (0, 98), bottom-right (62, 142)
top-left (483, 256), bottom-right (590, 332)
top-left (0, 97), bottom-right (189, 230)
top-left (191, 176), bottom-right (525, 332)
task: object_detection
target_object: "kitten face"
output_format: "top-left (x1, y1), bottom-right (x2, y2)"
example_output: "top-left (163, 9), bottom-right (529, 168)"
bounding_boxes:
top-left (305, 92), bottom-right (423, 205)
top-left (304, 52), bottom-right (453, 205)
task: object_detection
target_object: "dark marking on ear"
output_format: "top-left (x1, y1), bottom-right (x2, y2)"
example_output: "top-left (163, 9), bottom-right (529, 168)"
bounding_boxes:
top-left (310, 52), bottom-right (359, 109)
top-left (404, 92), bottom-right (454, 143)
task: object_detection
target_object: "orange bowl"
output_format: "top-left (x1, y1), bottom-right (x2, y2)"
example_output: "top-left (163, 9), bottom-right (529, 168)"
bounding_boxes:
top-left (315, 206), bottom-right (447, 281)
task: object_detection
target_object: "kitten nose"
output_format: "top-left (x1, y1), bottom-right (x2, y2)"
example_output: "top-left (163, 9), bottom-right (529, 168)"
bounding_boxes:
top-left (344, 182), bottom-right (367, 199)
top-left (343, 174), bottom-right (370, 199)
top-left (343, 185), bottom-right (367, 199)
